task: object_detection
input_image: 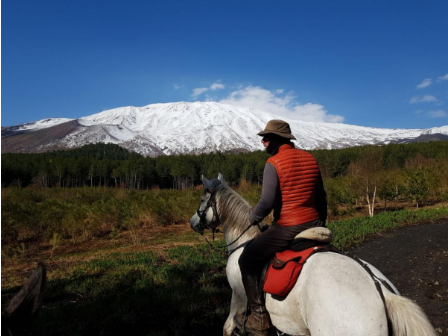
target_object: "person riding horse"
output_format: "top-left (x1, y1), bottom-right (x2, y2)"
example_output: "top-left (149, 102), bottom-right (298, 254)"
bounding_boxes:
top-left (237, 119), bottom-right (327, 335)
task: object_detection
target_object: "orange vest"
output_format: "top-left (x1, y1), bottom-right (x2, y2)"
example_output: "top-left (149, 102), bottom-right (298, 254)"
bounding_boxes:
top-left (267, 144), bottom-right (320, 227)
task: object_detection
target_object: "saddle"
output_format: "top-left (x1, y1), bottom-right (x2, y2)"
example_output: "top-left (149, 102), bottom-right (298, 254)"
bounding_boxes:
top-left (262, 227), bottom-right (335, 298)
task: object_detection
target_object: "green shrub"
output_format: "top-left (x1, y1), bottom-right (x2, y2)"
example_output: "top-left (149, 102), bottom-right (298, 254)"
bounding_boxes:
top-left (329, 207), bottom-right (448, 250)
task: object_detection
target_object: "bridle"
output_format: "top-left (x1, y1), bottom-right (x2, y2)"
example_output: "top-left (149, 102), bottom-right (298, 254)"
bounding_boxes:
top-left (195, 188), bottom-right (221, 234)
top-left (195, 184), bottom-right (261, 252)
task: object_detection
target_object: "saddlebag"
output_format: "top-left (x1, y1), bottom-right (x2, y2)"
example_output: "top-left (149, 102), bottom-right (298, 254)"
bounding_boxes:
top-left (263, 246), bottom-right (325, 297)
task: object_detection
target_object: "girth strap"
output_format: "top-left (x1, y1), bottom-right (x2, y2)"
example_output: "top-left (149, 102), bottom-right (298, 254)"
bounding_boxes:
top-left (353, 257), bottom-right (394, 336)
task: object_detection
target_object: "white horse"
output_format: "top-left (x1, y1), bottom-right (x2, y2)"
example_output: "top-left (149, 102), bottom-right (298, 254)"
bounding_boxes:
top-left (190, 174), bottom-right (437, 336)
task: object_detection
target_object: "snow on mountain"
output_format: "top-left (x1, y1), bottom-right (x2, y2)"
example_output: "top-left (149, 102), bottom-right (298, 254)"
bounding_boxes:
top-left (6, 118), bottom-right (74, 132)
top-left (3, 102), bottom-right (448, 156)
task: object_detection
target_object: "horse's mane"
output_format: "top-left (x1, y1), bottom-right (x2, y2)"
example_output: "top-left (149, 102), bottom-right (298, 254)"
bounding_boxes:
top-left (213, 182), bottom-right (260, 243)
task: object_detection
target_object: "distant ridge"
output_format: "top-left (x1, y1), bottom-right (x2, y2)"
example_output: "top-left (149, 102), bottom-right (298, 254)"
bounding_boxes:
top-left (387, 133), bottom-right (448, 144)
top-left (2, 102), bottom-right (448, 156)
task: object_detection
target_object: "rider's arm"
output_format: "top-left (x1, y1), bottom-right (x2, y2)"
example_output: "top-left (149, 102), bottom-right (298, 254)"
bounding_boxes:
top-left (248, 163), bottom-right (280, 225)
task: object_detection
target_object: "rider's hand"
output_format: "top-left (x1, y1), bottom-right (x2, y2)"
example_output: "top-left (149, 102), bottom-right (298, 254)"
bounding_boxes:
top-left (248, 211), bottom-right (261, 226)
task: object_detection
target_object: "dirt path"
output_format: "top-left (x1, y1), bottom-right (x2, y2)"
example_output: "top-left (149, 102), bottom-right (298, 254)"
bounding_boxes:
top-left (352, 221), bottom-right (448, 335)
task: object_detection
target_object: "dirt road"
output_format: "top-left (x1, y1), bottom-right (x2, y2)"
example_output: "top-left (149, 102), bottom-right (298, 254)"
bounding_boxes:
top-left (353, 221), bottom-right (448, 335)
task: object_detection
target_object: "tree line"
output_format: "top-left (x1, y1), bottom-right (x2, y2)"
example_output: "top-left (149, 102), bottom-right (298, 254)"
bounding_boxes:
top-left (2, 141), bottom-right (448, 246)
top-left (1, 143), bottom-right (269, 189)
top-left (2, 142), bottom-right (448, 193)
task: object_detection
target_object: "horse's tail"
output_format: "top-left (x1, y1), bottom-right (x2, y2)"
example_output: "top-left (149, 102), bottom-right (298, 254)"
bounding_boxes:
top-left (383, 287), bottom-right (437, 336)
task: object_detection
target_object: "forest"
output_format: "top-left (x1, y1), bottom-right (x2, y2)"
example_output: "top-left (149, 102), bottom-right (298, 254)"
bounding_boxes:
top-left (2, 141), bottom-right (448, 246)
top-left (3, 141), bottom-right (448, 189)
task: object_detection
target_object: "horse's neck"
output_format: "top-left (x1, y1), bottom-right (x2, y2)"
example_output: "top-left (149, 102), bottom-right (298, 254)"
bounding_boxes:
top-left (223, 229), bottom-right (259, 250)
top-left (216, 189), bottom-right (260, 248)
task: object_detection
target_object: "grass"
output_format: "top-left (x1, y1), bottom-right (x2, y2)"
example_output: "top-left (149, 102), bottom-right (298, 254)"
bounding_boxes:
top-left (3, 244), bottom-right (230, 336)
top-left (2, 204), bottom-right (448, 335)
top-left (328, 206), bottom-right (448, 250)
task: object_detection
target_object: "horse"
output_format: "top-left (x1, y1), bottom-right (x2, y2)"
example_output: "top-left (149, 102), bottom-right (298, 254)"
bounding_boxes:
top-left (190, 174), bottom-right (437, 336)
top-left (2, 263), bottom-right (46, 336)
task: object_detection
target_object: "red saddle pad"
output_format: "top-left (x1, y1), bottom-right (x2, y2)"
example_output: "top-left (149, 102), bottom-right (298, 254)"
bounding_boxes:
top-left (263, 246), bottom-right (325, 297)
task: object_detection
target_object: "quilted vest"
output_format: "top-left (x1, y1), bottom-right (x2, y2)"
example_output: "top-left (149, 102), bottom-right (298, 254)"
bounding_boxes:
top-left (267, 144), bottom-right (320, 227)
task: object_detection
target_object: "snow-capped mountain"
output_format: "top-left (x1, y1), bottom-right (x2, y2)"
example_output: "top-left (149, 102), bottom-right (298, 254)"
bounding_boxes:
top-left (2, 102), bottom-right (448, 156)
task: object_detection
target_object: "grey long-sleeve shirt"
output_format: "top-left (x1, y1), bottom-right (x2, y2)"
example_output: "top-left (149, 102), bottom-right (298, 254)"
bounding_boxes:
top-left (248, 163), bottom-right (327, 225)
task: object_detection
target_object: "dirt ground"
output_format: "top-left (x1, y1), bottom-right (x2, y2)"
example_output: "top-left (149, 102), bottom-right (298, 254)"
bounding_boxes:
top-left (352, 220), bottom-right (448, 335)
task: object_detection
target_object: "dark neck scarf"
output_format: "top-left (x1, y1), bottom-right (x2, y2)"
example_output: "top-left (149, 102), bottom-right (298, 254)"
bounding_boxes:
top-left (266, 141), bottom-right (282, 155)
top-left (266, 139), bottom-right (293, 155)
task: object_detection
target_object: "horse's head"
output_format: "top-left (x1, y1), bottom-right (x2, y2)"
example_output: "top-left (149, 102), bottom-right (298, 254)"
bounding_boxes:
top-left (190, 173), bottom-right (226, 234)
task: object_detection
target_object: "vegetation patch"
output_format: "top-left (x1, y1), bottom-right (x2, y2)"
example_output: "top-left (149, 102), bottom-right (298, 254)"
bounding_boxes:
top-left (2, 207), bottom-right (448, 335)
top-left (329, 206), bottom-right (448, 250)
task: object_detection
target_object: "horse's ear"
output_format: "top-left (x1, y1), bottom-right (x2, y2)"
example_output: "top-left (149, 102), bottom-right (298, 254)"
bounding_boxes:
top-left (217, 173), bottom-right (226, 183)
top-left (202, 175), bottom-right (213, 191)
top-left (3, 262), bottom-right (46, 334)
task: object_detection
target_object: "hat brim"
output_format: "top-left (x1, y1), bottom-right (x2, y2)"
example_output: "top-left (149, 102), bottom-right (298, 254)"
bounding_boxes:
top-left (257, 130), bottom-right (296, 140)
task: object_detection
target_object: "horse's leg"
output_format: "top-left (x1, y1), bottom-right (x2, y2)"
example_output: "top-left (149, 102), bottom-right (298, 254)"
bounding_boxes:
top-left (301, 253), bottom-right (389, 336)
top-left (223, 291), bottom-right (247, 336)
top-left (224, 251), bottom-right (247, 336)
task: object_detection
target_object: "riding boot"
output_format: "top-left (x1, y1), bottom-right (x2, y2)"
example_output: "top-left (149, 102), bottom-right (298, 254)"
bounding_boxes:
top-left (236, 273), bottom-right (271, 336)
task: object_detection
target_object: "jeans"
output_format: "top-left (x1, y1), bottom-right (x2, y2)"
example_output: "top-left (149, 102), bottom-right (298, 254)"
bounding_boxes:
top-left (238, 220), bottom-right (325, 278)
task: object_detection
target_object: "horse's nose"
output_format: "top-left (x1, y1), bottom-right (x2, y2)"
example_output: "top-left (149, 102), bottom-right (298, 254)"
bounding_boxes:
top-left (190, 214), bottom-right (202, 233)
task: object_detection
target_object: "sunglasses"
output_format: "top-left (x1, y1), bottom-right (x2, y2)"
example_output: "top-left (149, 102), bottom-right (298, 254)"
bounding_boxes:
top-left (261, 136), bottom-right (271, 142)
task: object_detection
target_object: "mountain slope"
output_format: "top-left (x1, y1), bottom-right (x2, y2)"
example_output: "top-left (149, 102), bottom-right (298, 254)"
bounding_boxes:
top-left (2, 102), bottom-right (448, 156)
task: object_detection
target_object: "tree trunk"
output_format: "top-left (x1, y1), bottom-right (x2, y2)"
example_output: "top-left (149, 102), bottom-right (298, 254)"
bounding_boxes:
top-left (366, 185), bottom-right (377, 218)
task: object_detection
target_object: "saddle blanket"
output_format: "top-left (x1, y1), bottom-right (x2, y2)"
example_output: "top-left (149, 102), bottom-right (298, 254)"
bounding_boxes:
top-left (263, 246), bottom-right (326, 297)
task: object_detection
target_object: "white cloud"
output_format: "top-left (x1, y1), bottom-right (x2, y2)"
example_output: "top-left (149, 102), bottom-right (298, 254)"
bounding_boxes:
top-left (192, 88), bottom-right (208, 97)
top-left (173, 83), bottom-right (184, 89)
top-left (427, 110), bottom-right (447, 118)
top-left (437, 74), bottom-right (448, 82)
top-left (409, 95), bottom-right (438, 104)
top-left (210, 83), bottom-right (224, 90)
top-left (192, 81), bottom-right (225, 97)
top-left (416, 78), bottom-right (432, 89)
top-left (218, 86), bottom-right (344, 123)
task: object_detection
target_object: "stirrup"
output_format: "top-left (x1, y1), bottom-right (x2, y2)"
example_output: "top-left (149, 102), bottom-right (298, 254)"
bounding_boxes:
top-left (233, 310), bottom-right (249, 335)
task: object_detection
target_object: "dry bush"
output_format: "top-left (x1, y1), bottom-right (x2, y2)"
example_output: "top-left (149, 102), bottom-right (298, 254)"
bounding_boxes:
top-left (138, 210), bottom-right (157, 227)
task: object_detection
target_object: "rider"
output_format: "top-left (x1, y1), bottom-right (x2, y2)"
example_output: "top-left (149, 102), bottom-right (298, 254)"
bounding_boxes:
top-left (237, 120), bottom-right (327, 335)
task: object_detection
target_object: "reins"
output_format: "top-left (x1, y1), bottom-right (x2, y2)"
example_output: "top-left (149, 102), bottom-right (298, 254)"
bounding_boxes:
top-left (200, 223), bottom-right (257, 252)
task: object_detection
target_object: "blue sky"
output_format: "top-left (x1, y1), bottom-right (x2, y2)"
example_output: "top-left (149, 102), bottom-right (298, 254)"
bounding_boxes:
top-left (2, 0), bottom-right (448, 129)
